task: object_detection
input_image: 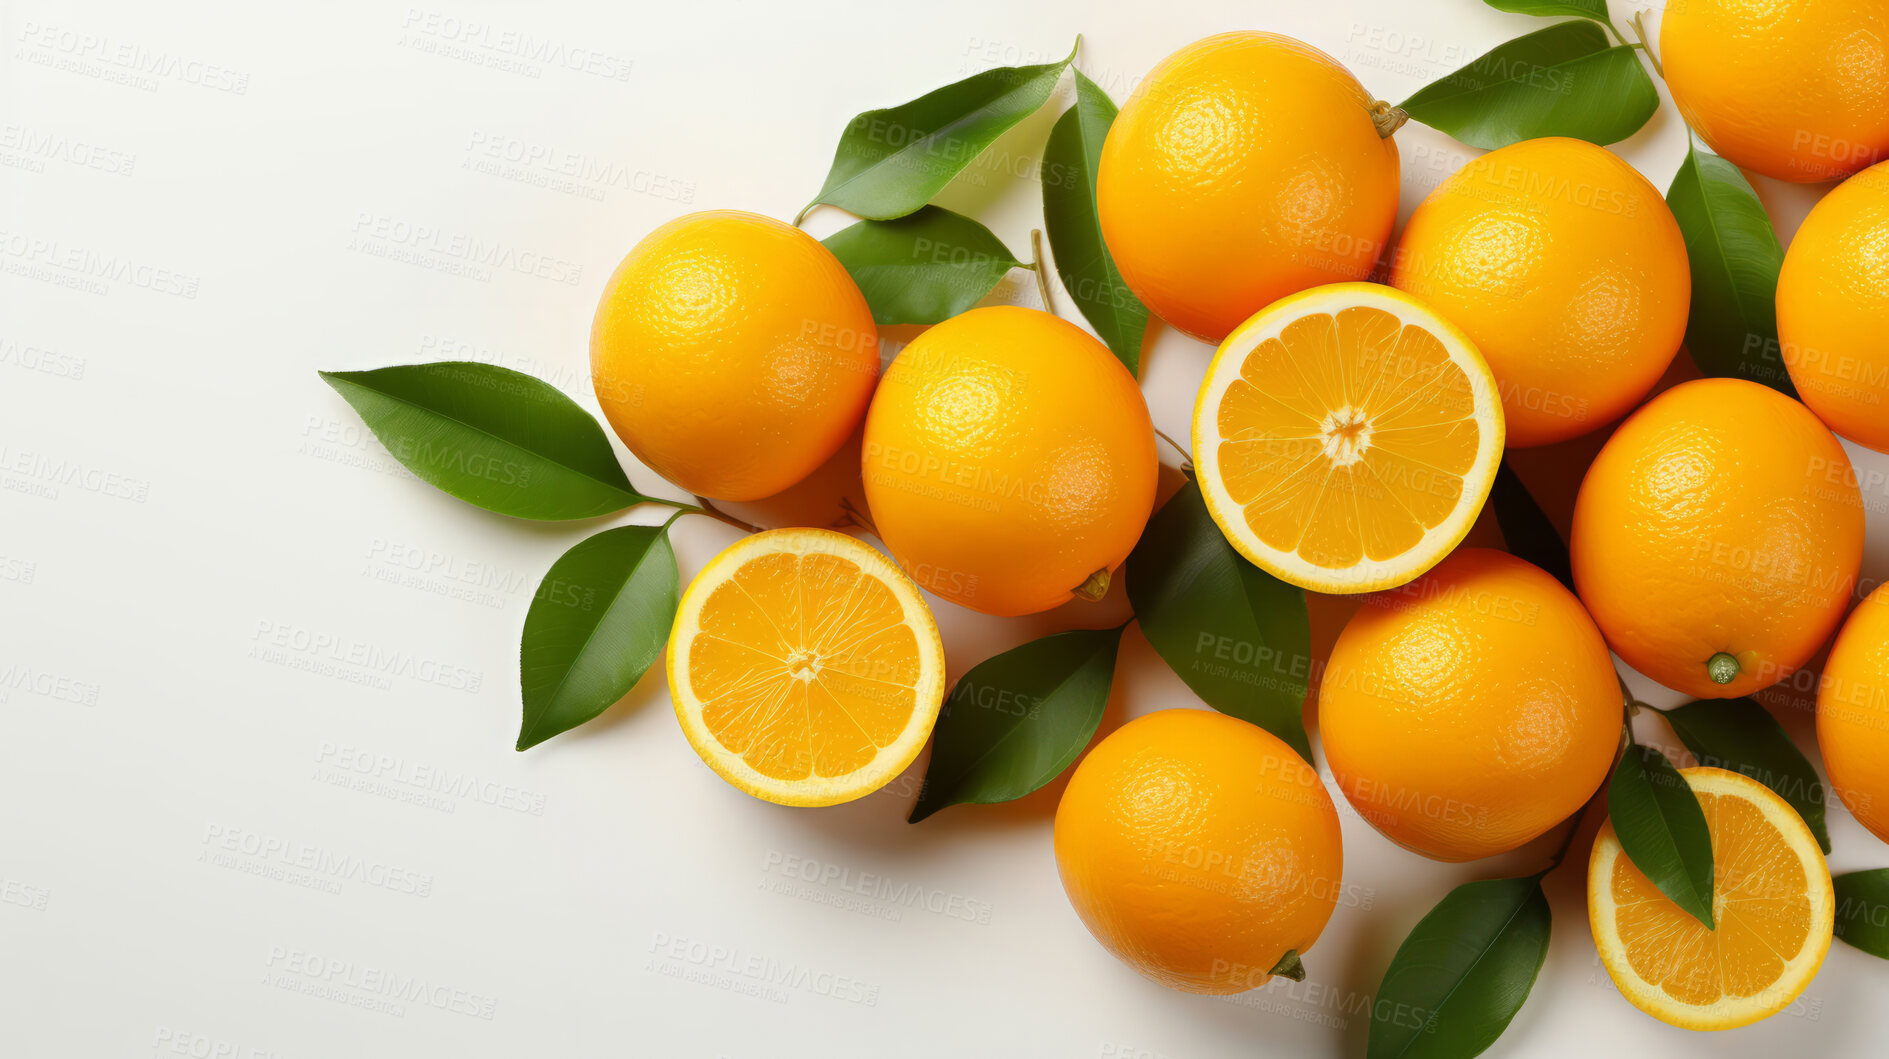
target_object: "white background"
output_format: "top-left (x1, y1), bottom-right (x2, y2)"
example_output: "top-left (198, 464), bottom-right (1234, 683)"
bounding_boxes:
top-left (6, 0), bottom-right (1887, 1056)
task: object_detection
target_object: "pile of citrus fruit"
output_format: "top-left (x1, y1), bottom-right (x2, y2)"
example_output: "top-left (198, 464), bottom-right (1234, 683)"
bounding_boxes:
top-left (568, 7), bottom-right (1889, 1046)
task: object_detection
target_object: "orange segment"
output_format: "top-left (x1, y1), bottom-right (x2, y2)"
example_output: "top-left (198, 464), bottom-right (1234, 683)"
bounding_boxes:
top-left (1588, 767), bottom-right (1834, 1031)
top-left (1193, 282), bottom-right (1504, 593)
top-left (667, 528), bottom-right (946, 807)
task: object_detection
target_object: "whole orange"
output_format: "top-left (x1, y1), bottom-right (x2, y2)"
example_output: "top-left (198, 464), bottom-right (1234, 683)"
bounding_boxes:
top-left (590, 210), bottom-right (878, 501)
top-left (1571, 378), bottom-right (1862, 699)
top-left (1662, 0), bottom-right (1889, 182)
top-left (1097, 31), bottom-right (1400, 343)
top-left (1818, 581), bottom-right (1889, 845)
top-left (1778, 161), bottom-right (1889, 451)
top-left (1319, 548), bottom-right (1620, 862)
top-left (1389, 137), bottom-right (1689, 447)
top-left (1054, 709), bottom-right (1344, 994)
top-left (860, 306), bottom-right (1156, 616)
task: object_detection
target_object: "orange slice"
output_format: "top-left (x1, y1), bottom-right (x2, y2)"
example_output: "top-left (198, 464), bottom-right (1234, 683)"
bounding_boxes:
top-left (1588, 766), bottom-right (1834, 1030)
top-left (666, 528), bottom-right (946, 806)
top-left (1191, 282), bottom-right (1503, 593)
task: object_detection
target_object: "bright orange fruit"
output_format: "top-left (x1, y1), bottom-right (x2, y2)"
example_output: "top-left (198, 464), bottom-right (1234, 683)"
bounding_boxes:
top-left (1054, 709), bottom-right (1343, 994)
top-left (1098, 31), bottom-right (1401, 342)
top-left (591, 210), bottom-right (878, 501)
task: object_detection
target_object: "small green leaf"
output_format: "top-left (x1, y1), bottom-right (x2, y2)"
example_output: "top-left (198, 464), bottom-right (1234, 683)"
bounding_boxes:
top-left (1660, 698), bottom-right (1829, 853)
top-left (1368, 876), bottom-right (1552, 1059)
top-left (319, 362), bottom-right (648, 520)
top-left (1608, 744), bottom-right (1716, 928)
top-left (1400, 21), bottom-right (1657, 150)
top-left (806, 40), bottom-right (1076, 221)
top-left (1489, 460), bottom-right (1573, 593)
top-left (822, 206), bottom-right (1022, 325)
top-left (1125, 482), bottom-right (1313, 762)
top-left (518, 523), bottom-right (679, 750)
top-left (1041, 69), bottom-right (1150, 375)
top-left (909, 625), bottom-right (1123, 822)
top-left (1481, 0), bottom-right (1610, 18)
top-left (1833, 870), bottom-right (1889, 958)
top-left (1666, 139), bottom-right (1796, 393)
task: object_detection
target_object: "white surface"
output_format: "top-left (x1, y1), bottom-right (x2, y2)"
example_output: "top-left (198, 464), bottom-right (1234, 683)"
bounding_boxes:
top-left (5, 1), bottom-right (1887, 1055)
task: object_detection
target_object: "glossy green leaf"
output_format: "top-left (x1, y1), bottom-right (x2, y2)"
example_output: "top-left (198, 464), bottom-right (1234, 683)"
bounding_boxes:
top-left (1126, 482), bottom-right (1313, 761)
top-left (1400, 21), bottom-right (1657, 149)
top-left (822, 206), bottom-right (1021, 325)
top-left (518, 523), bottom-right (679, 750)
top-left (1481, 0), bottom-right (1610, 18)
top-left (1660, 698), bottom-right (1829, 853)
top-left (1369, 876), bottom-right (1552, 1059)
top-left (909, 625), bottom-right (1123, 822)
top-left (319, 362), bottom-right (647, 520)
top-left (1833, 870), bottom-right (1889, 958)
top-left (1489, 460), bottom-right (1573, 593)
top-left (1609, 743), bottom-right (1715, 928)
top-left (806, 40), bottom-right (1076, 220)
top-left (1041, 68), bottom-right (1150, 375)
top-left (1666, 139), bottom-right (1796, 393)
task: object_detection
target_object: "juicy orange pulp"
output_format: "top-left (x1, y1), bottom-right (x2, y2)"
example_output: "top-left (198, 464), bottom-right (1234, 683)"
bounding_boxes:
top-left (688, 550), bottom-right (924, 781)
top-left (1214, 304), bottom-right (1485, 572)
top-left (1608, 790), bottom-right (1810, 1005)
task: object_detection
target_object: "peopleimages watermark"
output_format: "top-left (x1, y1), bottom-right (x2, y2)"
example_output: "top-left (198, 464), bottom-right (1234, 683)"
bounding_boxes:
top-left (314, 741), bottom-right (547, 815)
top-left (261, 945), bottom-right (498, 1020)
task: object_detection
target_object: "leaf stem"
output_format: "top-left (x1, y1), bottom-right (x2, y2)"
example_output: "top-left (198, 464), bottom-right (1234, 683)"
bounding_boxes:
top-left (1028, 228), bottom-right (1055, 313)
top-left (793, 202), bottom-right (817, 228)
top-left (837, 495), bottom-right (880, 537)
top-left (689, 496), bottom-right (765, 535)
top-left (1152, 428), bottom-right (1194, 475)
top-left (1626, 12), bottom-right (1665, 78)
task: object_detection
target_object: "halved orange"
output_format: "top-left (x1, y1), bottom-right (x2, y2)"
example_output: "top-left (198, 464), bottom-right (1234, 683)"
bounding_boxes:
top-left (1588, 767), bottom-right (1834, 1030)
top-left (667, 528), bottom-right (946, 806)
top-left (1192, 282), bottom-right (1503, 593)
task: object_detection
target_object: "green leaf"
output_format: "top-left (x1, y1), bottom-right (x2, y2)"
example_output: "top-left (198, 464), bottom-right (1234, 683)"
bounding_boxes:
top-left (319, 362), bottom-right (648, 520)
top-left (821, 206), bottom-right (1022, 325)
top-left (1481, 0), bottom-right (1610, 18)
top-left (1125, 482), bottom-right (1313, 761)
top-left (1608, 743), bottom-right (1716, 928)
top-left (1041, 69), bottom-right (1150, 376)
top-left (517, 523), bottom-right (679, 750)
top-left (1369, 876), bottom-right (1552, 1059)
top-left (1833, 870), bottom-right (1889, 958)
top-left (1666, 139), bottom-right (1796, 394)
top-left (1660, 698), bottom-right (1829, 853)
top-left (1489, 460), bottom-right (1573, 593)
top-left (908, 625), bottom-right (1123, 822)
top-left (1399, 21), bottom-right (1657, 150)
top-left (806, 39), bottom-right (1076, 220)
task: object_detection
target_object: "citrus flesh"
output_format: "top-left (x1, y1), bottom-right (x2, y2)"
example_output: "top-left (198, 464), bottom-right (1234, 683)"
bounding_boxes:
top-left (1192, 282), bottom-right (1503, 594)
top-left (1588, 767), bottom-right (1834, 1031)
top-left (667, 528), bottom-right (946, 806)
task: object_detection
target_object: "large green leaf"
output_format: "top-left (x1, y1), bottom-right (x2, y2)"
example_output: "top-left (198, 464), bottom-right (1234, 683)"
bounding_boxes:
top-left (1041, 69), bottom-right (1150, 375)
top-left (319, 362), bottom-right (647, 520)
top-left (1834, 870), bottom-right (1889, 958)
top-left (1666, 139), bottom-right (1795, 393)
top-left (1660, 698), bottom-right (1829, 852)
top-left (1489, 460), bottom-right (1573, 593)
top-left (805, 40), bottom-right (1075, 221)
top-left (517, 524), bottom-right (679, 750)
top-left (1400, 21), bottom-right (1657, 150)
top-left (1608, 743), bottom-right (1715, 928)
top-left (1125, 482), bottom-right (1312, 761)
top-left (1369, 876), bottom-right (1553, 1059)
top-left (822, 206), bottom-right (1021, 325)
top-left (909, 626), bottom-right (1122, 822)
top-left (1481, 0), bottom-right (1610, 18)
